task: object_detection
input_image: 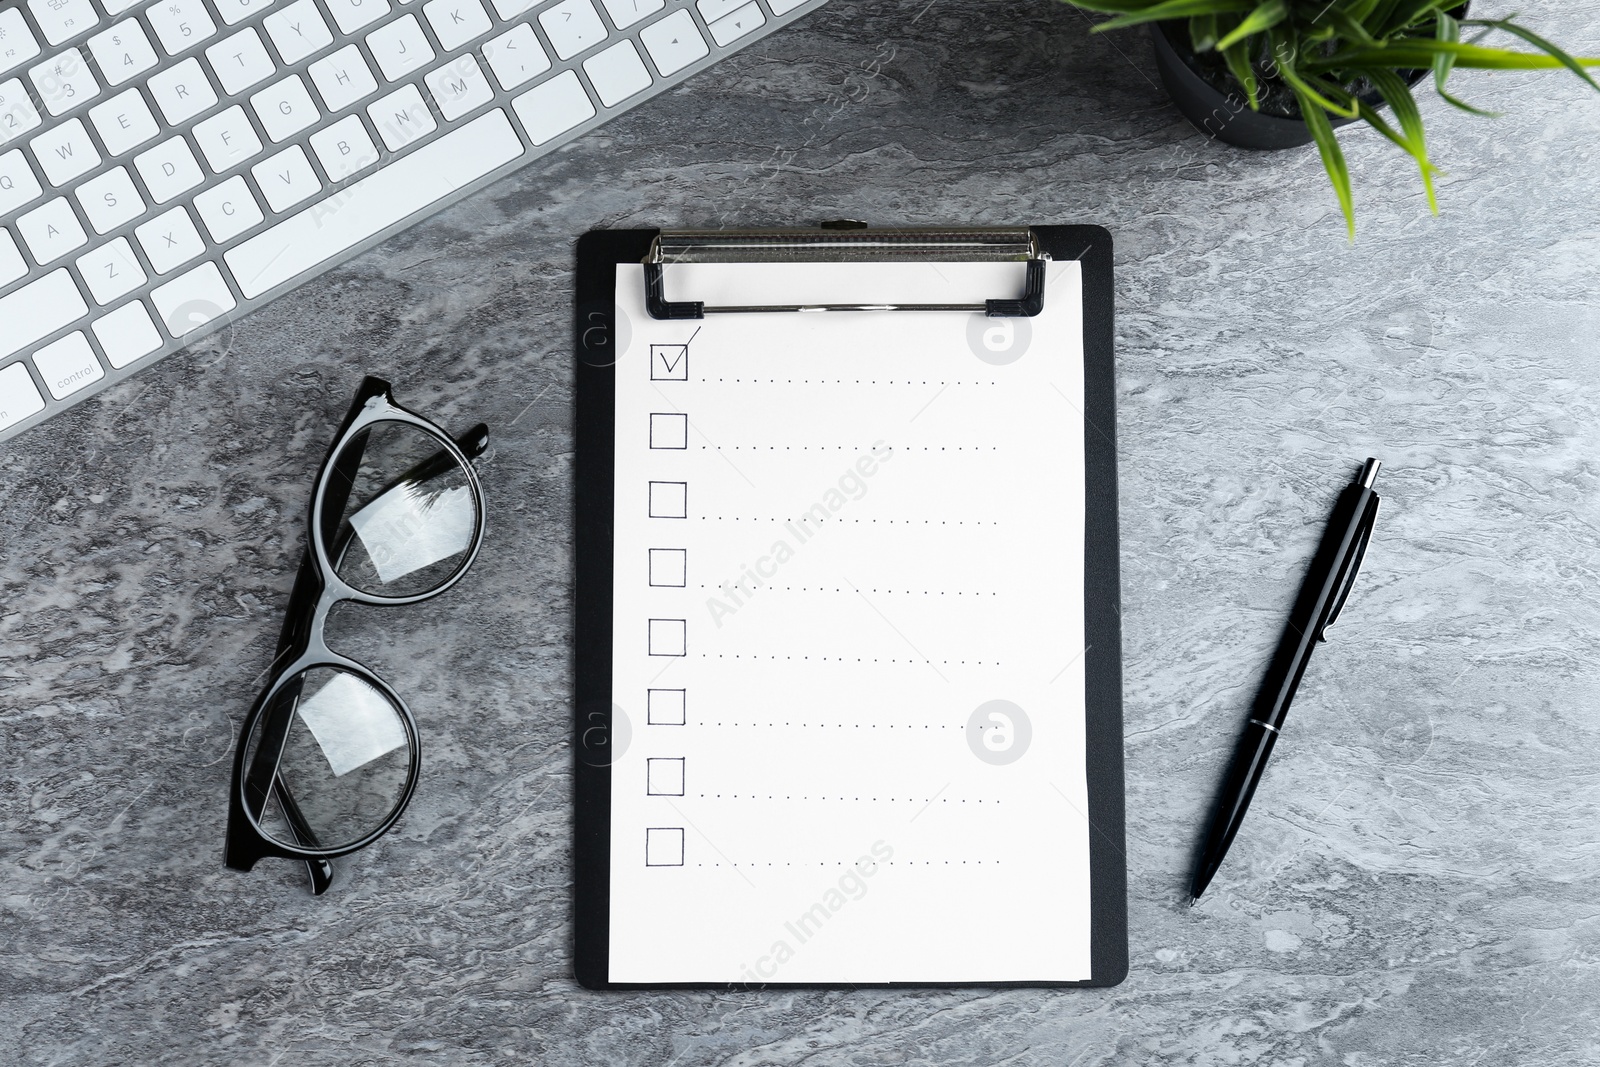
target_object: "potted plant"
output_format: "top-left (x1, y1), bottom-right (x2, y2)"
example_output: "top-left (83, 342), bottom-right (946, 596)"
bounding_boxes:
top-left (1060, 0), bottom-right (1600, 235)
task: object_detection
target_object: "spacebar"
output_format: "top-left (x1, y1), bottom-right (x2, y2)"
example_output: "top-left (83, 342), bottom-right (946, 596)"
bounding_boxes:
top-left (226, 109), bottom-right (523, 300)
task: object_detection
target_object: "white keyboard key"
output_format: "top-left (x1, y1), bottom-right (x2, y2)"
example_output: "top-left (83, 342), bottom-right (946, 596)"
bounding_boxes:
top-left (425, 54), bottom-right (491, 121)
top-left (100, 0), bottom-right (147, 14)
top-left (708, 1), bottom-right (764, 46)
top-left (604, 0), bottom-right (664, 30)
top-left (148, 57), bottom-right (218, 124)
top-left (0, 269), bottom-right (87, 359)
top-left (93, 300), bottom-right (163, 367)
top-left (207, 29), bottom-right (277, 96)
top-left (367, 83), bottom-right (434, 151)
top-left (264, 0), bottom-right (334, 65)
top-left (252, 75), bottom-right (319, 141)
top-left (135, 135), bottom-right (204, 203)
top-left (0, 78), bottom-right (43, 145)
top-left (539, 0), bottom-right (607, 60)
top-left (31, 118), bottom-right (99, 185)
top-left (148, 0), bottom-right (218, 56)
top-left (18, 197), bottom-right (88, 263)
top-left (193, 105), bottom-right (263, 171)
top-left (309, 45), bottom-right (377, 112)
top-left (32, 332), bottom-right (103, 399)
top-left (697, 0), bottom-right (743, 20)
top-left (89, 88), bottom-right (160, 156)
top-left (151, 261), bottom-right (235, 337)
top-left (424, 0), bottom-right (491, 52)
top-left (309, 113), bottom-right (377, 181)
top-left (512, 68), bottom-right (593, 145)
top-left (252, 144), bottom-right (320, 211)
top-left (0, 9), bottom-right (42, 78)
top-left (491, 0), bottom-right (536, 16)
top-left (366, 15), bottom-right (433, 83)
top-left (0, 228), bottom-right (26, 285)
top-left (89, 21), bottom-right (160, 88)
top-left (769, 0), bottom-right (808, 11)
top-left (0, 360), bottom-right (47, 430)
top-left (583, 40), bottom-right (650, 108)
top-left (214, 0), bottom-right (280, 26)
top-left (640, 10), bottom-right (707, 77)
top-left (194, 174), bottom-right (263, 241)
top-left (75, 165), bottom-right (145, 233)
top-left (135, 205), bottom-right (205, 274)
top-left (483, 23), bottom-right (548, 92)
top-left (228, 108), bottom-right (520, 298)
top-left (28, 0), bottom-right (97, 47)
top-left (326, 0), bottom-right (392, 35)
top-left (78, 238), bottom-right (147, 304)
top-left (0, 149), bottom-right (43, 214)
top-left (29, 48), bottom-right (101, 116)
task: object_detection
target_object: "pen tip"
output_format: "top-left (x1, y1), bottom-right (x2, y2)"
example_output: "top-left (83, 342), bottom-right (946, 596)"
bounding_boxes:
top-left (1186, 894), bottom-right (1198, 908)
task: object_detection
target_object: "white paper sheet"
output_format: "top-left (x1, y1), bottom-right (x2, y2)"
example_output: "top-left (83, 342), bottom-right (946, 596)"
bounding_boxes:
top-left (608, 259), bottom-right (1092, 983)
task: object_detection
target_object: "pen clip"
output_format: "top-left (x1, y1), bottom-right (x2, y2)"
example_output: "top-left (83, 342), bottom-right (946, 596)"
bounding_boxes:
top-left (1320, 498), bottom-right (1378, 641)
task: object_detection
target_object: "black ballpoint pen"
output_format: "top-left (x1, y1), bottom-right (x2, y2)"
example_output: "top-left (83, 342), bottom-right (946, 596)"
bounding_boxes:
top-left (1189, 458), bottom-right (1383, 904)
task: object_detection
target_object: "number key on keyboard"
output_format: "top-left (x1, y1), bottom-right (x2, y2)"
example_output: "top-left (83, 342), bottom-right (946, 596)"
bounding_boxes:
top-left (214, 0), bottom-right (282, 26)
top-left (29, 48), bottom-right (101, 117)
top-left (148, 0), bottom-right (220, 56)
top-left (539, 0), bottom-right (608, 60)
top-left (89, 21), bottom-right (161, 88)
top-left (0, 78), bottom-right (44, 145)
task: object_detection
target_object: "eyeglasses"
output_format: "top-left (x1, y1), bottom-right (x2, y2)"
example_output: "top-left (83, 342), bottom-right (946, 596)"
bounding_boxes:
top-left (225, 376), bottom-right (488, 894)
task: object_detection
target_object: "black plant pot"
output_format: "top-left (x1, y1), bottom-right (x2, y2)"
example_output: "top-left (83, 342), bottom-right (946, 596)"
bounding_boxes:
top-left (1148, 15), bottom-right (1455, 151)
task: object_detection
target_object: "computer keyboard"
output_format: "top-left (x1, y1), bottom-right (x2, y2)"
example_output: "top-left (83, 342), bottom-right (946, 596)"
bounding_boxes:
top-left (0, 0), bottom-right (825, 440)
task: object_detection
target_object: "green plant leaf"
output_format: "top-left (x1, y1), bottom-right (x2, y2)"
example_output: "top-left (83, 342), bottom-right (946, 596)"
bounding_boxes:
top-left (1222, 36), bottom-right (1260, 108)
top-left (1189, 13), bottom-right (1219, 51)
top-left (1274, 36), bottom-right (1361, 118)
top-left (1072, 0), bottom-right (1253, 32)
top-left (1432, 12), bottom-right (1499, 116)
top-left (1313, 39), bottom-right (1600, 72)
top-left (1215, 0), bottom-right (1286, 50)
top-left (1463, 16), bottom-right (1600, 93)
top-left (1379, 0), bottom-right (1457, 37)
top-left (1292, 84), bottom-right (1357, 238)
top-left (1367, 68), bottom-right (1440, 213)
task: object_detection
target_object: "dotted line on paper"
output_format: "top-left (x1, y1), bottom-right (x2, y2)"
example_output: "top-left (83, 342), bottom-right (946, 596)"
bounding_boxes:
top-left (695, 860), bottom-right (998, 867)
top-left (698, 585), bottom-right (997, 596)
top-left (695, 518), bottom-right (999, 526)
top-left (712, 379), bottom-right (997, 386)
top-left (698, 445), bottom-right (998, 451)
top-left (696, 794), bottom-right (995, 803)
top-left (701, 655), bottom-right (999, 665)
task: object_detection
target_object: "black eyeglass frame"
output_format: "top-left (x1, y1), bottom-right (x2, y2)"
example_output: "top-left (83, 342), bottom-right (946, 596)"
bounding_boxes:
top-left (224, 376), bottom-right (487, 891)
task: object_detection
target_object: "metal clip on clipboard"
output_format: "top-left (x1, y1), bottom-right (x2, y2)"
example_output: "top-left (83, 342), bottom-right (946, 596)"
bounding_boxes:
top-left (642, 224), bottom-right (1049, 320)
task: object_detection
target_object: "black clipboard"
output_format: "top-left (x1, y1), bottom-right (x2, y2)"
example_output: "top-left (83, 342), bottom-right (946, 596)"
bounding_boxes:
top-left (573, 224), bottom-right (1125, 989)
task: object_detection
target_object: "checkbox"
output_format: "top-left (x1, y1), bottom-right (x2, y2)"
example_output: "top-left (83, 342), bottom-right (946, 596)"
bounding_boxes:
top-left (648, 481), bottom-right (687, 519)
top-left (648, 618), bottom-right (686, 656)
top-left (651, 344), bottom-right (689, 381)
top-left (649, 548), bottom-right (687, 587)
top-left (647, 688), bottom-right (686, 725)
top-left (649, 413), bottom-right (688, 449)
top-left (645, 827), bottom-right (684, 867)
top-left (647, 757), bottom-right (686, 796)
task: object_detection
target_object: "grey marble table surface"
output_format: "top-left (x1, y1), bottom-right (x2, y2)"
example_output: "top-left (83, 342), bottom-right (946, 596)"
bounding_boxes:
top-left (4, 1), bottom-right (1600, 1063)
